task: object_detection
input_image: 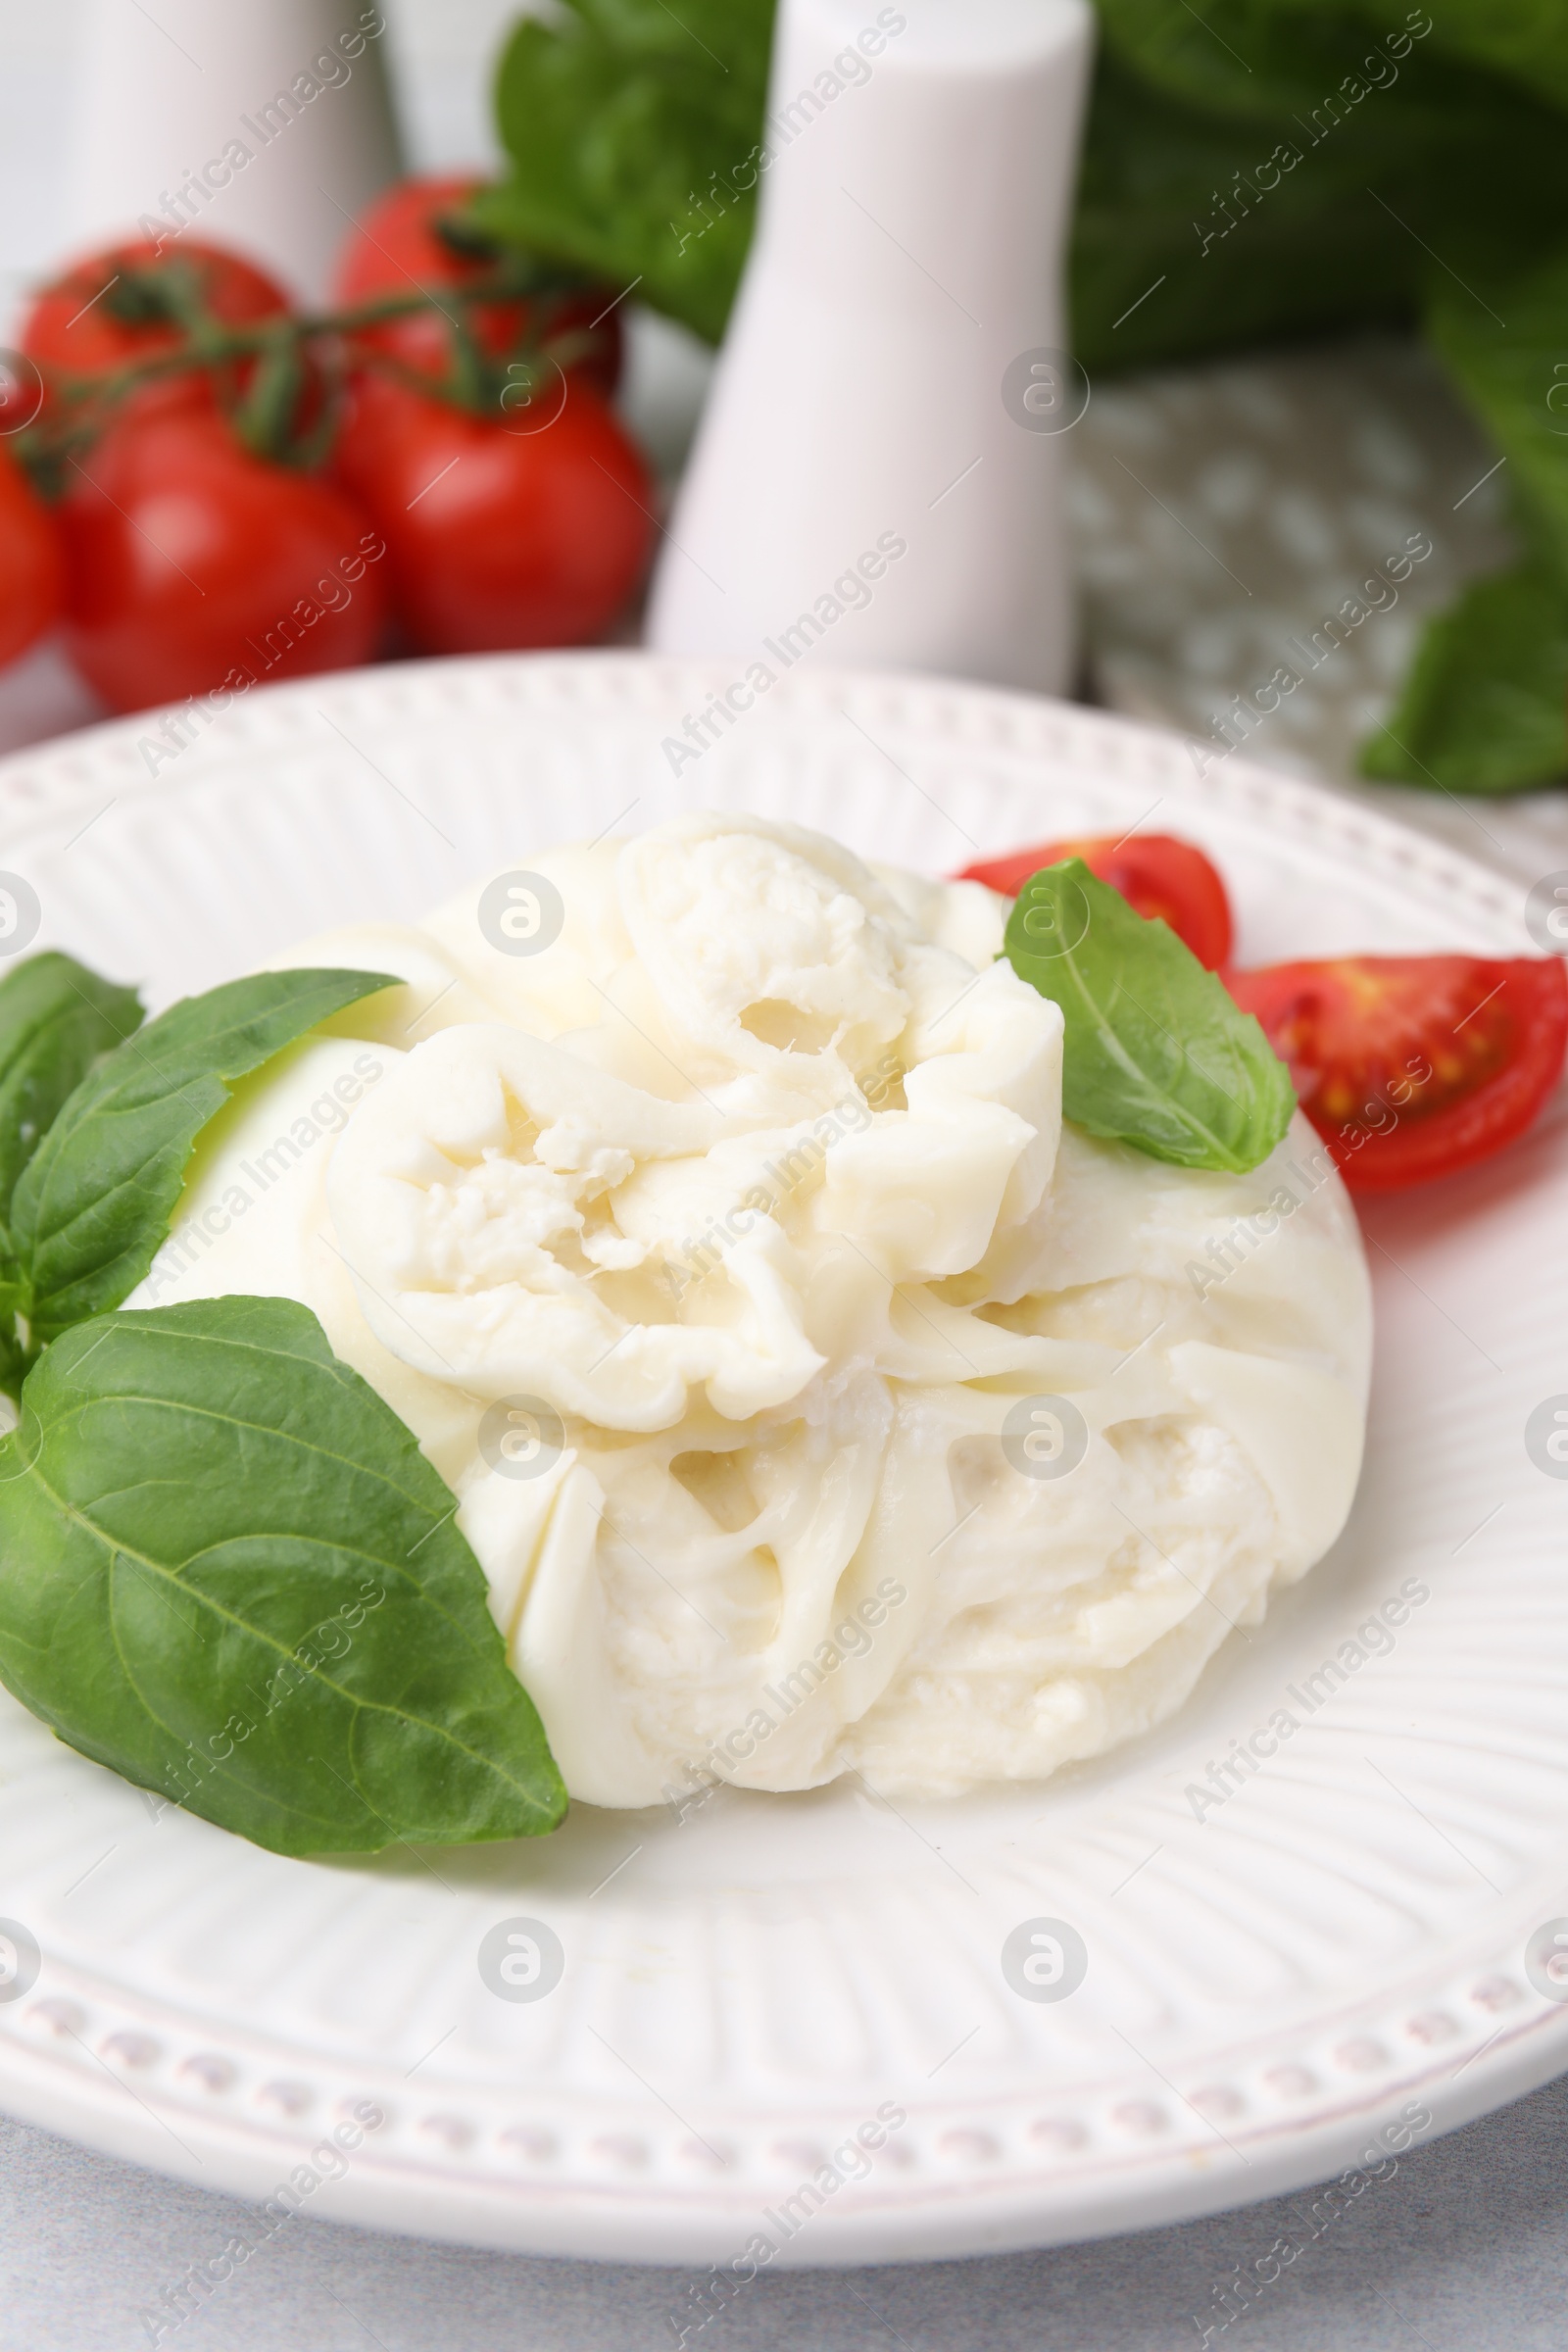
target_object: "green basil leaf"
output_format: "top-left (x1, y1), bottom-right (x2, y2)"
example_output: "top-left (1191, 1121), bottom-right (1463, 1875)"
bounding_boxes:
top-left (0, 1298), bottom-right (566, 1855)
top-left (0, 953), bottom-right (144, 1392)
top-left (1073, 0), bottom-right (1568, 385)
top-left (1360, 559), bottom-right (1568, 792)
top-left (1424, 238), bottom-right (1568, 576)
top-left (1074, 6), bottom-right (1568, 373)
top-left (478, 0), bottom-right (775, 345)
top-left (1004, 859), bottom-right (1294, 1172)
top-left (0, 952), bottom-right (143, 1238)
top-left (10, 967), bottom-right (398, 1347)
top-left (1073, 45), bottom-right (1429, 372)
top-left (1093, 0), bottom-right (1568, 126)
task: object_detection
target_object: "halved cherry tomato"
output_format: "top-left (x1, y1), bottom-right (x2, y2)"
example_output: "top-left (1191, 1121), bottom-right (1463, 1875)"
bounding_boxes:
top-left (0, 447), bottom-right (63, 668)
top-left (59, 408), bottom-right (386, 710)
top-left (1228, 955), bottom-right (1568, 1192)
top-left (22, 239), bottom-right (294, 420)
top-left (332, 174), bottom-right (622, 398)
top-left (959, 833), bottom-right (1233, 969)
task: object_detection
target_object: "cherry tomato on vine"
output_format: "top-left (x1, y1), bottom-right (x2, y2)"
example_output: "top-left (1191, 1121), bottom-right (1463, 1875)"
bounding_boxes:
top-left (59, 409), bottom-right (387, 710)
top-left (1228, 955), bottom-right (1568, 1192)
top-left (22, 239), bottom-right (294, 420)
top-left (960, 833), bottom-right (1234, 969)
top-left (332, 175), bottom-right (622, 397)
top-left (0, 447), bottom-right (64, 668)
top-left (332, 371), bottom-right (652, 654)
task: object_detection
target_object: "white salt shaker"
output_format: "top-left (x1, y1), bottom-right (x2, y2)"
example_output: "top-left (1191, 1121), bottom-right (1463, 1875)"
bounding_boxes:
top-left (64, 0), bottom-right (402, 302)
top-left (647, 0), bottom-right (1095, 696)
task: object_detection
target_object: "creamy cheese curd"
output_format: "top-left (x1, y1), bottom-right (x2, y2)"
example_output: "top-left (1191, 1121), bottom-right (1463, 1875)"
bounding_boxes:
top-left (127, 812), bottom-right (1372, 1806)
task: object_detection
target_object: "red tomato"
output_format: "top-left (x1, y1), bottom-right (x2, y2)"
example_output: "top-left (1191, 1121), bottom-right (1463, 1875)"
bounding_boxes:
top-left (332, 174), bottom-right (622, 398)
top-left (22, 239), bottom-right (293, 418)
top-left (0, 448), bottom-right (64, 668)
top-left (333, 372), bottom-right (652, 654)
top-left (1229, 955), bottom-right (1568, 1192)
top-left (58, 410), bottom-right (386, 711)
top-left (959, 833), bottom-right (1234, 969)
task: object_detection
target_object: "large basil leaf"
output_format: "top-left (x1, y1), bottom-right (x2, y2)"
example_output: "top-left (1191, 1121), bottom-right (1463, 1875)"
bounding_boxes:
top-left (0, 1298), bottom-right (566, 1855)
top-left (1355, 237), bottom-right (1568, 792)
top-left (10, 967), bottom-right (396, 1347)
top-left (1076, 2), bottom-right (1568, 368)
top-left (1004, 859), bottom-right (1294, 1172)
top-left (0, 954), bottom-right (143, 1391)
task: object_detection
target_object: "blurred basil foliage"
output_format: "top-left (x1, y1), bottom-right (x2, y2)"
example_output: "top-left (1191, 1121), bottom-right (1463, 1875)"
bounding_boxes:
top-left (473, 0), bottom-right (773, 345)
top-left (483, 0), bottom-right (1568, 791)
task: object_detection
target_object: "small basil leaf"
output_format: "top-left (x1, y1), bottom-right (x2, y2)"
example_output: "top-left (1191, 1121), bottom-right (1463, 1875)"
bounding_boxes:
top-left (10, 967), bottom-right (398, 1346)
top-left (1004, 858), bottom-right (1295, 1173)
top-left (0, 952), bottom-right (143, 1236)
top-left (0, 953), bottom-right (144, 1392)
top-left (1360, 558), bottom-right (1568, 794)
top-left (0, 1297), bottom-right (567, 1856)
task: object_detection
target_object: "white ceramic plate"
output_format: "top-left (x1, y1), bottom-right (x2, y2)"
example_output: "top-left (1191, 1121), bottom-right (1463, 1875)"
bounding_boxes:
top-left (0, 653), bottom-right (1563, 2268)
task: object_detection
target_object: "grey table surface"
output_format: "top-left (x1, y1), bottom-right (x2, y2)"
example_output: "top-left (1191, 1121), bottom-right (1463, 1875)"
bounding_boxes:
top-left (3, 2078), bottom-right (1565, 2351)
top-left (4, 7), bottom-right (1568, 2346)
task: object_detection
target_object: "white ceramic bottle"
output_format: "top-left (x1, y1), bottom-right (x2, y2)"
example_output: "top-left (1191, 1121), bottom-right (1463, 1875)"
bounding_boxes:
top-left (646, 0), bottom-right (1095, 696)
top-left (66, 0), bottom-right (402, 301)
